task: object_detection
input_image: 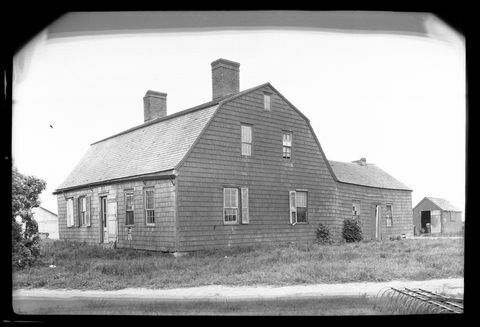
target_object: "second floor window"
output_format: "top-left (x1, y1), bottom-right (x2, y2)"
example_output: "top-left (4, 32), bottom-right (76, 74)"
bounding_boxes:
top-left (144, 188), bottom-right (155, 225)
top-left (126, 192), bottom-right (134, 225)
top-left (283, 132), bottom-right (292, 159)
top-left (241, 124), bottom-right (252, 156)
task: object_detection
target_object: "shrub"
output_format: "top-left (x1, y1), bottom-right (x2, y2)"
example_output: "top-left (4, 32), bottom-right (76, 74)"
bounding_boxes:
top-left (342, 219), bottom-right (363, 242)
top-left (315, 223), bottom-right (332, 244)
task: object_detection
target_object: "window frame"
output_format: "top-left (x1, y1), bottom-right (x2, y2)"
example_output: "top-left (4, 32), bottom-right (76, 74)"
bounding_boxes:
top-left (144, 188), bottom-right (155, 226)
top-left (289, 190), bottom-right (308, 225)
top-left (223, 187), bottom-right (239, 225)
top-left (385, 204), bottom-right (393, 227)
top-left (263, 93), bottom-right (271, 111)
top-left (78, 196), bottom-right (86, 226)
top-left (282, 131), bottom-right (292, 159)
top-left (66, 197), bottom-right (74, 227)
top-left (241, 124), bottom-right (252, 157)
top-left (125, 191), bottom-right (135, 226)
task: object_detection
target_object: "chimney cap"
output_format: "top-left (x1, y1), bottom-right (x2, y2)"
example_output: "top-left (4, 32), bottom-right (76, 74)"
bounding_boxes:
top-left (211, 58), bottom-right (240, 70)
top-left (144, 90), bottom-right (167, 98)
top-left (352, 158), bottom-right (367, 166)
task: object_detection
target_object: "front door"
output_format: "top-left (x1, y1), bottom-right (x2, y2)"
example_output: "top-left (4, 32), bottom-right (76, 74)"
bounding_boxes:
top-left (374, 204), bottom-right (380, 240)
top-left (100, 196), bottom-right (108, 243)
top-left (107, 201), bottom-right (117, 242)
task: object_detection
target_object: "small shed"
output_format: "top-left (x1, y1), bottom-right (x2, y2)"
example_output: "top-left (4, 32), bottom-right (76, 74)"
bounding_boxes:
top-left (412, 197), bottom-right (462, 235)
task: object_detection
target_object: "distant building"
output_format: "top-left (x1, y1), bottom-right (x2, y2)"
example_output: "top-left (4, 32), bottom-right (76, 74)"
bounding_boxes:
top-left (32, 207), bottom-right (59, 239)
top-left (412, 197), bottom-right (462, 235)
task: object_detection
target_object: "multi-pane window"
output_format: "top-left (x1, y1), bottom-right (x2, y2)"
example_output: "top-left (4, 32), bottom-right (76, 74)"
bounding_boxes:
top-left (66, 198), bottom-right (74, 227)
top-left (144, 188), bottom-right (155, 225)
top-left (241, 125), bottom-right (252, 156)
top-left (224, 188), bottom-right (239, 223)
top-left (283, 132), bottom-right (292, 159)
top-left (78, 196), bottom-right (86, 225)
top-left (296, 191), bottom-right (308, 223)
top-left (125, 192), bottom-right (134, 225)
top-left (264, 93), bottom-right (271, 110)
top-left (289, 190), bottom-right (308, 224)
top-left (386, 204), bottom-right (393, 227)
top-left (352, 202), bottom-right (360, 218)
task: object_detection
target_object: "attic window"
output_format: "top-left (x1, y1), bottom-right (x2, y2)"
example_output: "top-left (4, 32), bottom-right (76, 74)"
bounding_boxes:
top-left (264, 93), bottom-right (271, 110)
top-left (241, 124), bottom-right (252, 156)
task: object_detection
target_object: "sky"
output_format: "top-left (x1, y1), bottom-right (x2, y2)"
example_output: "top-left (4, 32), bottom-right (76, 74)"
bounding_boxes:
top-left (12, 12), bottom-right (465, 218)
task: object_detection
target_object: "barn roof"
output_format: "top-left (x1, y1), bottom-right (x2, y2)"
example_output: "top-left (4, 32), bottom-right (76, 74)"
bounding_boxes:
top-left (55, 102), bottom-right (219, 192)
top-left (416, 197), bottom-right (461, 212)
top-left (328, 160), bottom-right (412, 191)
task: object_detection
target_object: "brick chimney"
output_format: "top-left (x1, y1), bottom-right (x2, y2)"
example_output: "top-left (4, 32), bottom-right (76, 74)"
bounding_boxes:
top-left (211, 58), bottom-right (240, 100)
top-left (143, 90), bottom-right (167, 122)
top-left (352, 158), bottom-right (367, 166)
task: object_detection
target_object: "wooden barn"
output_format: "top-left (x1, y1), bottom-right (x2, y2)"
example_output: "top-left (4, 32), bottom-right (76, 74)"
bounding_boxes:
top-left (53, 59), bottom-right (413, 251)
top-left (412, 197), bottom-right (462, 235)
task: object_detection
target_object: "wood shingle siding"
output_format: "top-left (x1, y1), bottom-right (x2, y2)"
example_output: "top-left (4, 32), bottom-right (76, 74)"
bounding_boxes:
top-left (58, 179), bottom-right (176, 251)
top-left (176, 85), bottom-right (339, 251)
top-left (335, 182), bottom-right (413, 239)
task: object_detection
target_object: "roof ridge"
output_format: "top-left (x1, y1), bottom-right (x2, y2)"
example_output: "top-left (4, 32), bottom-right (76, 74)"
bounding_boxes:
top-left (91, 99), bottom-right (221, 145)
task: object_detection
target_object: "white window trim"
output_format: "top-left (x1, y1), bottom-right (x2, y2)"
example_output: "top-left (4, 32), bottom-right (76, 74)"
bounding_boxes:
top-left (144, 188), bottom-right (155, 226)
top-left (224, 188), bottom-right (239, 224)
top-left (352, 202), bottom-right (360, 218)
top-left (241, 124), bottom-right (252, 156)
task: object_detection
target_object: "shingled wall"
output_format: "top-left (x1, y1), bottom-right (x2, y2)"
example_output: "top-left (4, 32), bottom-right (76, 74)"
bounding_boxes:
top-left (57, 179), bottom-right (176, 251)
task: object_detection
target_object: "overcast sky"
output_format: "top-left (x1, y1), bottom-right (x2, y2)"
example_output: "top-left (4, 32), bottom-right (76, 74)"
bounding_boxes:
top-left (12, 12), bottom-right (465, 217)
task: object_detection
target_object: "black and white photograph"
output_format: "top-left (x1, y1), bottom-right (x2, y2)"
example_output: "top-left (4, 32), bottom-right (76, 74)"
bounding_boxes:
top-left (9, 10), bottom-right (466, 316)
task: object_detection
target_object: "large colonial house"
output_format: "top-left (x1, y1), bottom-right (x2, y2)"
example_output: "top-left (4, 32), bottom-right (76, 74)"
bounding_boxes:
top-left (54, 59), bottom-right (413, 251)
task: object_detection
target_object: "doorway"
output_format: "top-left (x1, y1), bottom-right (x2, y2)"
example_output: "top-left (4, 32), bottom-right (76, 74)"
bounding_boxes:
top-left (421, 210), bottom-right (431, 233)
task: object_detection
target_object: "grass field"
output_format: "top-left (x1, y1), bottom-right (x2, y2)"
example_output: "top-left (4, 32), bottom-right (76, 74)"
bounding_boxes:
top-left (12, 238), bottom-right (464, 290)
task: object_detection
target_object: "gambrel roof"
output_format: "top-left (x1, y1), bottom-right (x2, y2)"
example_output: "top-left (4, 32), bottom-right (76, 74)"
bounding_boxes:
top-left (54, 81), bottom-right (409, 194)
top-left (328, 160), bottom-right (412, 191)
top-left (413, 197), bottom-right (461, 212)
top-left (55, 102), bottom-right (219, 192)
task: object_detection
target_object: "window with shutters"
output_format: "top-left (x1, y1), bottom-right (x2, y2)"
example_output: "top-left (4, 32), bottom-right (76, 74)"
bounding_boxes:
top-left (66, 198), bottom-right (74, 227)
top-left (144, 188), bottom-right (155, 225)
top-left (78, 196), bottom-right (86, 226)
top-left (386, 204), bottom-right (393, 227)
top-left (125, 192), bottom-right (134, 226)
top-left (224, 188), bottom-right (239, 224)
top-left (289, 190), bottom-right (308, 224)
top-left (241, 124), bottom-right (252, 156)
top-left (264, 93), bottom-right (271, 110)
top-left (282, 132), bottom-right (292, 159)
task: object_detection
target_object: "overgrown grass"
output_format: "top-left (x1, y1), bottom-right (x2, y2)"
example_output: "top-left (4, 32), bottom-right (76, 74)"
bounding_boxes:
top-left (12, 238), bottom-right (464, 290)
